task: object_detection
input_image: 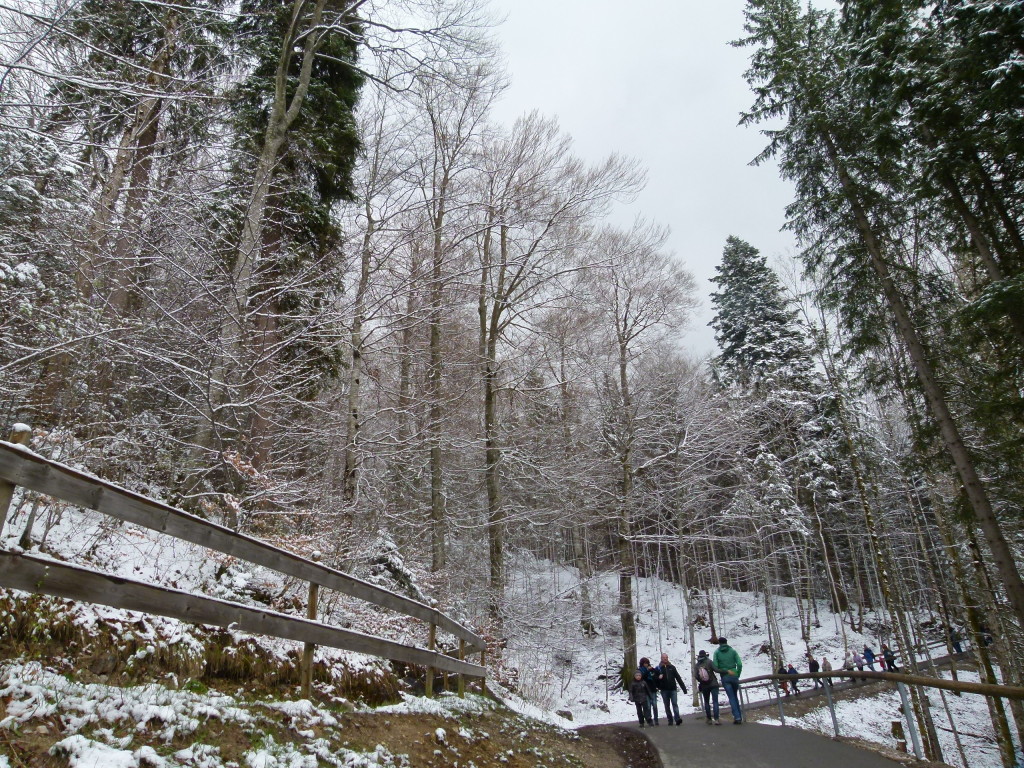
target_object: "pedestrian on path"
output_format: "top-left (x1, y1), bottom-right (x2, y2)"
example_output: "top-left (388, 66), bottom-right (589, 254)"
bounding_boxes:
top-left (777, 663), bottom-right (790, 696)
top-left (808, 655), bottom-right (822, 689)
top-left (639, 657), bottom-right (660, 725)
top-left (882, 644), bottom-right (899, 672)
top-left (713, 637), bottom-right (744, 724)
top-left (628, 670), bottom-right (653, 728)
top-left (821, 656), bottom-right (833, 687)
top-left (863, 645), bottom-right (877, 671)
top-left (655, 653), bottom-right (687, 725)
top-left (786, 663), bottom-right (801, 694)
top-left (694, 650), bottom-right (721, 725)
top-left (853, 650), bottom-right (867, 681)
top-left (949, 628), bottom-right (963, 655)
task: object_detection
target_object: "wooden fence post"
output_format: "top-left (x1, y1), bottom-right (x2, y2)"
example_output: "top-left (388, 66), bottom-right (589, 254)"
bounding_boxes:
top-left (480, 647), bottom-right (487, 696)
top-left (0, 425), bottom-right (31, 536)
top-left (458, 639), bottom-right (466, 699)
top-left (300, 552), bottom-right (322, 700)
top-left (425, 620), bottom-right (436, 697)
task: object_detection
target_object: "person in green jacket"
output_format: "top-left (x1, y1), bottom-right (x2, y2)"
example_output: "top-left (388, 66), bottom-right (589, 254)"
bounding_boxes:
top-left (713, 637), bottom-right (743, 724)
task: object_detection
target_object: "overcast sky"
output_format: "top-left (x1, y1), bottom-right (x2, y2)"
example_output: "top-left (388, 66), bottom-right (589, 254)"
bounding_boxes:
top-left (486, 0), bottom-right (798, 356)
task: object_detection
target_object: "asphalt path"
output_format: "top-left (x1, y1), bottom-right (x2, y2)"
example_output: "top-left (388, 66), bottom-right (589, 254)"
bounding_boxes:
top-left (634, 719), bottom-right (903, 768)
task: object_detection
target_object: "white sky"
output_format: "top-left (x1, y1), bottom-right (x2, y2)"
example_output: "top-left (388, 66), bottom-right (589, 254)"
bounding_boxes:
top-left (487, 0), bottom-right (798, 356)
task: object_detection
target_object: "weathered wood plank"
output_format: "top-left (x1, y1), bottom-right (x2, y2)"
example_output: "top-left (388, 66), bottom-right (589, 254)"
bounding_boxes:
top-left (0, 442), bottom-right (483, 650)
top-left (0, 551), bottom-right (484, 677)
top-left (741, 670), bottom-right (1024, 700)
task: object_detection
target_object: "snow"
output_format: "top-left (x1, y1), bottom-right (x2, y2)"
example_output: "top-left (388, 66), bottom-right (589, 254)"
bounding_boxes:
top-left (501, 556), bottom-right (1007, 768)
top-left (759, 669), bottom-right (1021, 768)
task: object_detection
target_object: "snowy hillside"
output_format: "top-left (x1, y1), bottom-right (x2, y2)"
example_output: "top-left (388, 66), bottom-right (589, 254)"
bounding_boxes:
top-left (501, 557), bottom-right (1013, 768)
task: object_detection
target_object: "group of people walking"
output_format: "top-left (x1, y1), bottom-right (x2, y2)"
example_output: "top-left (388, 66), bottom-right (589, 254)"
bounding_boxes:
top-left (628, 637), bottom-right (745, 728)
top-left (778, 644), bottom-right (900, 696)
top-left (629, 639), bottom-right (913, 727)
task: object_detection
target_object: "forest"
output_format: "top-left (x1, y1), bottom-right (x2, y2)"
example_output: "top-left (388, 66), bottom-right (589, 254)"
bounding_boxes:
top-left (0, 0), bottom-right (1022, 765)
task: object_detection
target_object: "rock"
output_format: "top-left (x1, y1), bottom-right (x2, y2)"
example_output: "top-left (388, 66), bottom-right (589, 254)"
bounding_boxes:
top-left (556, 709), bottom-right (574, 721)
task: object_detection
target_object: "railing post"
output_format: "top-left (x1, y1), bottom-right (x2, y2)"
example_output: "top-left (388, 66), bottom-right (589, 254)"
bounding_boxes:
top-left (425, 619), bottom-right (436, 698)
top-left (458, 639), bottom-right (466, 699)
top-left (773, 678), bottom-right (786, 725)
top-left (0, 424), bottom-right (31, 536)
top-left (300, 552), bottom-right (322, 700)
top-left (897, 681), bottom-right (924, 760)
top-left (480, 647), bottom-right (487, 696)
top-left (823, 674), bottom-right (840, 737)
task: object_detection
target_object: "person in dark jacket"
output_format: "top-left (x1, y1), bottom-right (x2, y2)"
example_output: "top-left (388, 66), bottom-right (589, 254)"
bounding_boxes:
top-left (655, 653), bottom-right (688, 725)
top-left (881, 644), bottom-right (899, 672)
top-left (694, 650), bottom-right (721, 724)
top-left (863, 645), bottom-right (877, 670)
top-left (808, 655), bottom-right (822, 688)
top-left (777, 663), bottom-right (791, 696)
top-left (786, 663), bottom-right (801, 694)
top-left (628, 670), bottom-right (653, 728)
top-left (638, 657), bottom-right (660, 725)
top-left (949, 628), bottom-right (963, 655)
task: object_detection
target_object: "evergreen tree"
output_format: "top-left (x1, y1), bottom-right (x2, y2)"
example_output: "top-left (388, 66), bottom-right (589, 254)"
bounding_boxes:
top-left (709, 236), bottom-right (814, 390)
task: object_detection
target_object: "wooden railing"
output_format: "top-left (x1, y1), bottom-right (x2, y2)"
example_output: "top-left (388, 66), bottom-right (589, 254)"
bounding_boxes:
top-left (740, 669), bottom-right (1024, 760)
top-left (0, 435), bottom-right (485, 696)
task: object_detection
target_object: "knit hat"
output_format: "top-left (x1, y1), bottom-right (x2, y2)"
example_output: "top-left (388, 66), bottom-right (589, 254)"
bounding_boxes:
top-left (718, 637), bottom-right (727, 644)
top-left (697, 650), bottom-right (708, 659)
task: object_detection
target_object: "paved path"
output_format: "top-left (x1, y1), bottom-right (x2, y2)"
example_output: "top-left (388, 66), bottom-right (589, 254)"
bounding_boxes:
top-left (634, 720), bottom-right (903, 768)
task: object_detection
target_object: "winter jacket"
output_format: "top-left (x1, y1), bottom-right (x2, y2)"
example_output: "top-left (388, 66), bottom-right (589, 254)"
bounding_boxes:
top-left (639, 665), bottom-right (658, 694)
top-left (821, 658), bottom-right (833, 673)
top-left (713, 644), bottom-right (742, 677)
top-left (694, 657), bottom-right (719, 690)
top-left (863, 647), bottom-right (876, 664)
top-left (655, 662), bottom-right (687, 693)
top-left (808, 658), bottom-right (820, 674)
top-left (882, 647), bottom-right (898, 669)
top-left (628, 678), bottom-right (649, 703)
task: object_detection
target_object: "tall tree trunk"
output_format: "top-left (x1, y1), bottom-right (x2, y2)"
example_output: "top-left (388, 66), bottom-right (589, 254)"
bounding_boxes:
top-left (821, 131), bottom-right (1024, 630)
top-left (427, 185), bottom-right (448, 572)
top-left (617, 340), bottom-right (637, 679)
top-left (342, 206), bottom-right (374, 503)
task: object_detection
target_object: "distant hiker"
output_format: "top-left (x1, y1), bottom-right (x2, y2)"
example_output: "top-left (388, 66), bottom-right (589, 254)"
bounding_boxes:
top-left (881, 644), bottom-right (899, 672)
top-left (949, 628), bottom-right (963, 655)
top-left (843, 650), bottom-right (856, 681)
top-left (639, 657), bottom-right (660, 725)
top-left (786, 663), bottom-right (801, 693)
top-left (821, 656), bottom-right (834, 687)
top-left (695, 649), bottom-right (721, 725)
top-left (628, 670), bottom-right (653, 728)
top-left (713, 637), bottom-right (743, 724)
top-left (777, 663), bottom-right (790, 696)
top-left (863, 645), bottom-right (877, 671)
top-left (655, 653), bottom-right (687, 725)
top-left (878, 650), bottom-right (887, 671)
top-left (808, 655), bottom-right (822, 689)
top-left (853, 650), bottom-right (867, 681)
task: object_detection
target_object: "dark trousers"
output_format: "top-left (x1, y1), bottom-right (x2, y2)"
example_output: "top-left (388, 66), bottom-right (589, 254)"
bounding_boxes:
top-left (634, 700), bottom-right (651, 726)
top-left (700, 686), bottom-right (720, 720)
top-left (660, 689), bottom-right (680, 723)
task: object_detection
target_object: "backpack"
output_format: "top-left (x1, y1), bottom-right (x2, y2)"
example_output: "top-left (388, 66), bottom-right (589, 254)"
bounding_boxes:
top-left (698, 665), bottom-right (710, 682)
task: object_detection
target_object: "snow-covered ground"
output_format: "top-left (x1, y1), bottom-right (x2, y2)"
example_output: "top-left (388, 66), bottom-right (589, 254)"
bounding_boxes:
top-left (0, 468), bottom-right (1013, 768)
top-left (502, 557), bottom-right (1015, 768)
top-left (759, 669), bottom-right (1019, 768)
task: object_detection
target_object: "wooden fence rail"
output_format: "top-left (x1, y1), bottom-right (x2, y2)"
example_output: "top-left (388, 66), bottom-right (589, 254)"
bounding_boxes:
top-left (741, 669), bottom-right (1024, 760)
top-left (0, 437), bottom-right (485, 689)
